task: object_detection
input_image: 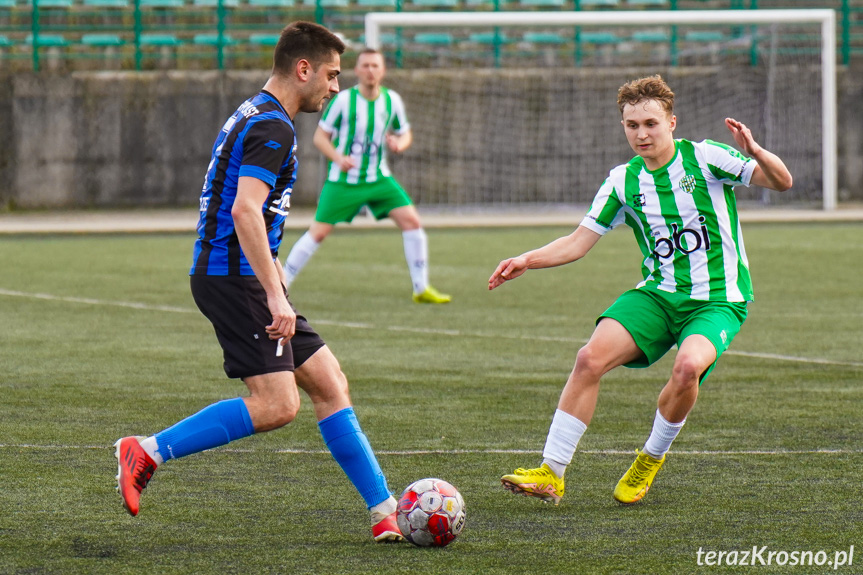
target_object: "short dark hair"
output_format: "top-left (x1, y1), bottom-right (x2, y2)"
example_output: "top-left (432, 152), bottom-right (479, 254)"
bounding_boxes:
top-left (273, 21), bottom-right (346, 77)
top-left (355, 47), bottom-right (384, 67)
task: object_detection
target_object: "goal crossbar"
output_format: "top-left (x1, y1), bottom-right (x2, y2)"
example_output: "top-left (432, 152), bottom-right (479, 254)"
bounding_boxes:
top-left (365, 9), bottom-right (838, 210)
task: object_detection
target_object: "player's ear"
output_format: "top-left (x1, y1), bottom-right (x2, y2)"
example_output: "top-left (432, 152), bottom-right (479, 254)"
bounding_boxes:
top-left (296, 58), bottom-right (311, 82)
top-left (669, 114), bottom-right (677, 132)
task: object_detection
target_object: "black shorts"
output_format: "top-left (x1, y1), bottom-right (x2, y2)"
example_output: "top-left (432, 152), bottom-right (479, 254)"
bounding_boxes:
top-left (190, 275), bottom-right (325, 379)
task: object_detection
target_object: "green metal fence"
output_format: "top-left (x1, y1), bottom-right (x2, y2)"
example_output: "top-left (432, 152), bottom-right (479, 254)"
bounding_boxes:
top-left (0, 0), bottom-right (859, 71)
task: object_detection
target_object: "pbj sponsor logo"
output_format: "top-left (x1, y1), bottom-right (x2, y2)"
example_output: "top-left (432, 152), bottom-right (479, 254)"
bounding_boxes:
top-left (651, 216), bottom-right (711, 259)
top-left (350, 136), bottom-right (380, 157)
top-left (696, 545), bottom-right (854, 570)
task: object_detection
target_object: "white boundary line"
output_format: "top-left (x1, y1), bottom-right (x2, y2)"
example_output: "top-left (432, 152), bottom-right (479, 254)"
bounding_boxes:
top-left (0, 288), bottom-right (196, 314)
top-left (3, 287), bottom-right (863, 369)
top-left (0, 444), bottom-right (860, 455)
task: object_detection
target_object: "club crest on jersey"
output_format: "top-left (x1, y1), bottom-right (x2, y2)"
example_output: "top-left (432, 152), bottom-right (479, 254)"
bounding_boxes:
top-left (727, 147), bottom-right (747, 161)
top-left (652, 215), bottom-right (711, 259)
top-left (631, 193), bottom-right (646, 207)
top-left (679, 174), bottom-right (698, 194)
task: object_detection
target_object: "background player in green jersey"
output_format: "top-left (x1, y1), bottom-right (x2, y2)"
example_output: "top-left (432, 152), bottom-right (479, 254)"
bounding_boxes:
top-left (283, 48), bottom-right (451, 304)
top-left (489, 75), bottom-right (792, 506)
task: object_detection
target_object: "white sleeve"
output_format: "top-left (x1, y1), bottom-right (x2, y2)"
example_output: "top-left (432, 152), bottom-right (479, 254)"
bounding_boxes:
top-left (700, 139), bottom-right (756, 187)
top-left (318, 92), bottom-right (346, 134)
top-left (389, 91), bottom-right (411, 135)
top-left (580, 177), bottom-right (625, 236)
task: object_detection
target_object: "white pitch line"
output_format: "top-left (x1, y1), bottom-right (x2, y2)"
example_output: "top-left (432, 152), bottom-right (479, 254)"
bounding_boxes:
top-left (2, 287), bottom-right (863, 368)
top-left (0, 444), bottom-right (860, 455)
top-left (0, 288), bottom-right (195, 314)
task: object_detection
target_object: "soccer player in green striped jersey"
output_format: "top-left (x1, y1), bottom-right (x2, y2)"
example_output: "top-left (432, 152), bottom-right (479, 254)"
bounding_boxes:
top-left (283, 48), bottom-right (450, 304)
top-left (490, 75), bottom-right (792, 506)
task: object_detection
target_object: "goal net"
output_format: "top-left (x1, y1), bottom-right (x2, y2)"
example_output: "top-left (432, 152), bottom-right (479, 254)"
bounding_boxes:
top-left (363, 10), bottom-right (837, 211)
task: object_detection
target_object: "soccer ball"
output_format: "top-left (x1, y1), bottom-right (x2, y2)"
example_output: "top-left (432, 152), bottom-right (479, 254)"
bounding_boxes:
top-left (396, 478), bottom-right (466, 547)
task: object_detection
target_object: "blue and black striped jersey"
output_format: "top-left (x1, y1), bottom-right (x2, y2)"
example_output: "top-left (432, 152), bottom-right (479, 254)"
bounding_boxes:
top-left (191, 90), bottom-right (297, 276)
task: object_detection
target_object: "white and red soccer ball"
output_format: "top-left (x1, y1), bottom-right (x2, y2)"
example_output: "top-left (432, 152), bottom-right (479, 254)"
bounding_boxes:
top-left (396, 478), bottom-right (466, 547)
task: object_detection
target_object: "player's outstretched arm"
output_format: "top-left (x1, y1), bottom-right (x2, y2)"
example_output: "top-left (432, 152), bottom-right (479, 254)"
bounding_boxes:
top-left (488, 226), bottom-right (602, 290)
top-left (725, 118), bottom-right (793, 192)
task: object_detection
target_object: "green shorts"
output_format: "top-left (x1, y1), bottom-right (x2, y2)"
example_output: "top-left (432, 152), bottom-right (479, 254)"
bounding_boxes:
top-left (314, 177), bottom-right (413, 224)
top-left (598, 287), bottom-right (748, 383)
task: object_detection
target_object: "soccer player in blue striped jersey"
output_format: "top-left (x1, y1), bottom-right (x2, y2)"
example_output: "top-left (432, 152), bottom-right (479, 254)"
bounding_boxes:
top-left (114, 22), bottom-right (403, 542)
top-left (490, 75), bottom-right (792, 506)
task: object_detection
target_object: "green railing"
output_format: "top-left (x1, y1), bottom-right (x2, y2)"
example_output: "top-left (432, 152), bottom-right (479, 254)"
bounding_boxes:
top-left (1, 0), bottom-right (860, 71)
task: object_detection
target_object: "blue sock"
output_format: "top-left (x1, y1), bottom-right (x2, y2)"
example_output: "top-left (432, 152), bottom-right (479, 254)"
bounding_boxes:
top-left (318, 407), bottom-right (391, 509)
top-left (155, 398), bottom-right (255, 461)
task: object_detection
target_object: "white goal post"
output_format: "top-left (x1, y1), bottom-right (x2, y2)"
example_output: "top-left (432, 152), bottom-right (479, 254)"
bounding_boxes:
top-left (365, 9), bottom-right (837, 211)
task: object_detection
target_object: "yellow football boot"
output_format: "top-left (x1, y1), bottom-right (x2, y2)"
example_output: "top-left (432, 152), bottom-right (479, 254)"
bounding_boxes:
top-left (501, 463), bottom-right (564, 505)
top-left (412, 286), bottom-right (452, 304)
top-left (613, 449), bottom-right (666, 505)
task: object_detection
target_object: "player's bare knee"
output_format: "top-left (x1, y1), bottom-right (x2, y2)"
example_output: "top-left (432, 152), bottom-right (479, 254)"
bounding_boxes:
top-left (573, 345), bottom-right (604, 381)
top-left (400, 215), bottom-right (421, 230)
top-left (310, 229), bottom-right (329, 243)
top-left (391, 207), bottom-right (421, 230)
top-left (303, 367), bottom-right (350, 407)
top-left (250, 386), bottom-right (301, 430)
top-left (259, 400), bottom-right (300, 431)
top-left (308, 222), bottom-right (332, 243)
top-left (336, 369), bottom-right (350, 396)
top-left (671, 356), bottom-right (701, 389)
top-left (322, 370), bottom-right (350, 404)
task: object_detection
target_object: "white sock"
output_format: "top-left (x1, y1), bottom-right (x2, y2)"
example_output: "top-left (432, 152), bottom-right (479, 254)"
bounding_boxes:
top-left (139, 435), bottom-right (164, 466)
top-left (402, 228), bottom-right (428, 294)
top-left (283, 231), bottom-right (320, 289)
top-left (642, 409), bottom-right (686, 459)
top-left (541, 409), bottom-right (588, 479)
top-left (369, 495), bottom-right (397, 520)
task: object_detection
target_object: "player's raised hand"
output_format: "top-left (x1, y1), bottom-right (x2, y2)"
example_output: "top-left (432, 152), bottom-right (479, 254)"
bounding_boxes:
top-left (488, 256), bottom-right (529, 290)
top-left (726, 118), bottom-right (793, 191)
top-left (725, 118), bottom-right (763, 157)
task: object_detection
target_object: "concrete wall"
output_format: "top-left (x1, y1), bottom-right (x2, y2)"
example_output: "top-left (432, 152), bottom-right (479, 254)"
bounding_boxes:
top-left (839, 65), bottom-right (863, 203)
top-left (1, 65), bottom-right (861, 209)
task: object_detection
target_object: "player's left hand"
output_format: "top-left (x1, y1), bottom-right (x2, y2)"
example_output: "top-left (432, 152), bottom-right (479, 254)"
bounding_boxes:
top-left (725, 118), bottom-right (763, 157)
top-left (386, 134), bottom-right (403, 153)
top-left (488, 256), bottom-right (529, 290)
top-left (266, 291), bottom-right (296, 342)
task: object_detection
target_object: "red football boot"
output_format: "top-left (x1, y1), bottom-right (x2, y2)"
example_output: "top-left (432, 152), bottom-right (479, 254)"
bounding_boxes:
top-left (371, 511), bottom-right (404, 543)
top-left (114, 436), bottom-right (157, 516)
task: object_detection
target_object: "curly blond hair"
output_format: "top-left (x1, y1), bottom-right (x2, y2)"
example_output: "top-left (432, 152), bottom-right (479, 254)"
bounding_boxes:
top-left (617, 75), bottom-right (674, 116)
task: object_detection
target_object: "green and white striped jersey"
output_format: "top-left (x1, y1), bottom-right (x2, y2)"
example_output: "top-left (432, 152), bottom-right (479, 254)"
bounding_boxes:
top-left (581, 139), bottom-right (756, 302)
top-left (318, 85), bottom-right (410, 185)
